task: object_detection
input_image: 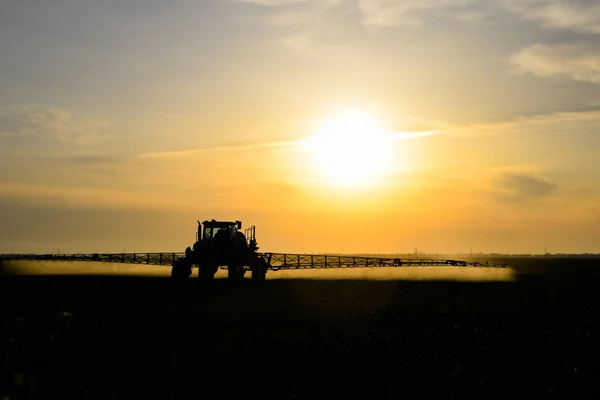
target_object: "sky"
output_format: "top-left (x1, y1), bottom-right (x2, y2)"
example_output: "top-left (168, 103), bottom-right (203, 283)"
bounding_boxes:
top-left (1, 0), bottom-right (599, 254)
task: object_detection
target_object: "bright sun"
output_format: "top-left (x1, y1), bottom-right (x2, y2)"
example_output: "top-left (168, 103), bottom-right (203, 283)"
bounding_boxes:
top-left (304, 111), bottom-right (394, 186)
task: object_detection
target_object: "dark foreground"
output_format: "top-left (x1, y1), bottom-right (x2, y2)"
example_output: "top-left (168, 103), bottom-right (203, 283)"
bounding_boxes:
top-left (2, 261), bottom-right (600, 399)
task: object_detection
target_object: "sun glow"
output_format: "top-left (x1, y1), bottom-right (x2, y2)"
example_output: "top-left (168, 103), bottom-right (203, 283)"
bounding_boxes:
top-left (304, 111), bottom-right (395, 186)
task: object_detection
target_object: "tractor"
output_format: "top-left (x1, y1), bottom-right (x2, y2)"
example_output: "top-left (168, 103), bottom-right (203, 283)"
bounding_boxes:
top-left (170, 219), bottom-right (269, 282)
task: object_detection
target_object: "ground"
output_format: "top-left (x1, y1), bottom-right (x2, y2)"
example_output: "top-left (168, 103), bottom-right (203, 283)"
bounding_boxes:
top-left (1, 259), bottom-right (600, 399)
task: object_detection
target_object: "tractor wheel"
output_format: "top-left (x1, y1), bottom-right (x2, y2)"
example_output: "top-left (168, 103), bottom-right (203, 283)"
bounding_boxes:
top-left (171, 260), bottom-right (192, 279)
top-left (198, 263), bottom-right (217, 282)
top-left (251, 259), bottom-right (267, 281)
top-left (227, 264), bottom-right (245, 282)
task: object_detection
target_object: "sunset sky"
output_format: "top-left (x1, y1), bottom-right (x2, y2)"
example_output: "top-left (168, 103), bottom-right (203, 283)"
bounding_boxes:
top-left (1, 0), bottom-right (599, 254)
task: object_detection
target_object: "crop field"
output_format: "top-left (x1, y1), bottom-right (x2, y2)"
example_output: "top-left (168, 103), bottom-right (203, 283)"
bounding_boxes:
top-left (2, 260), bottom-right (515, 281)
top-left (2, 258), bottom-right (600, 398)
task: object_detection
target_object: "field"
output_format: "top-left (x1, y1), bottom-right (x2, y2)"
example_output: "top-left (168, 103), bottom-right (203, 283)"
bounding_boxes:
top-left (2, 258), bottom-right (600, 398)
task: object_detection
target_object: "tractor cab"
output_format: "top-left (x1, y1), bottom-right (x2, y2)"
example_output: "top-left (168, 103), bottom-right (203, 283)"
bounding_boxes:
top-left (173, 218), bottom-right (266, 281)
top-left (197, 219), bottom-right (242, 242)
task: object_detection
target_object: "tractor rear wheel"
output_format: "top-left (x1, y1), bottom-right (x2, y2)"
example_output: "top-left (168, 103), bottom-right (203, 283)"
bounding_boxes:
top-left (198, 263), bottom-right (217, 282)
top-left (171, 259), bottom-right (192, 279)
top-left (251, 259), bottom-right (267, 281)
top-left (227, 264), bottom-right (245, 282)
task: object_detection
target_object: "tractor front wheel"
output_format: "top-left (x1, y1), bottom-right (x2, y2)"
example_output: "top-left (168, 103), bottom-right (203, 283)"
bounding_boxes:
top-left (227, 264), bottom-right (245, 282)
top-left (198, 263), bottom-right (217, 282)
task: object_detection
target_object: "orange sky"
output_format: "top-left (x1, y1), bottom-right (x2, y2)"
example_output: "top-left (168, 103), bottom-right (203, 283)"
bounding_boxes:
top-left (1, 0), bottom-right (600, 254)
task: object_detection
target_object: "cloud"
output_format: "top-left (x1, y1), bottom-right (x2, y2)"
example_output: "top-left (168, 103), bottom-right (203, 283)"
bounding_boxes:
top-left (240, 0), bottom-right (600, 33)
top-left (505, 0), bottom-right (600, 34)
top-left (281, 33), bottom-right (311, 52)
top-left (437, 108), bottom-right (600, 137)
top-left (357, 0), bottom-right (479, 27)
top-left (48, 154), bottom-right (128, 166)
top-left (234, 0), bottom-right (344, 50)
top-left (235, 0), bottom-right (318, 5)
top-left (137, 139), bottom-right (306, 159)
top-left (0, 181), bottom-right (182, 211)
top-left (238, 0), bottom-right (342, 26)
top-left (0, 106), bottom-right (113, 146)
top-left (238, 0), bottom-right (492, 38)
top-left (38, 154), bottom-right (133, 178)
top-left (137, 129), bottom-right (438, 159)
top-left (510, 43), bottom-right (600, 84)
top-left (454, 9), bottom-right (489, 24)
top-left (492, 171), bottom-right (557, 202)
top-left (388, 130), bottom-right (442, 139)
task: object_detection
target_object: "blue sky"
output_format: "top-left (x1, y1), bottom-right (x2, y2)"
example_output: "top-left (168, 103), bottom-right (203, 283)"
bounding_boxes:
top-left (1, 0), bottom-right (599, 254)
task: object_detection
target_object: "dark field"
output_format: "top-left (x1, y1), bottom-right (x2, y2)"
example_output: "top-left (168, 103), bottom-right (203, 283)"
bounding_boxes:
top-left (2, 258), bottom-right (600, 399)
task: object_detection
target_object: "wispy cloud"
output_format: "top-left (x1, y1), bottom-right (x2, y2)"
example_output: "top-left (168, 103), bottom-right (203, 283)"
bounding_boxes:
top-left (388, 130), bottom-right (442, 139)
top-left (237, 0), bottom-right (341, 25)
top-left (0, 105), bottom-right (113, 146)
top-left (492, 171), bottom-right (558, 202)
top-left (137, 139), bottom-right (306, 159)
top-left (281, 33), bottom-right (311, 52)
top-left (438, 108), bottom-right (600, 137)
top-left (511, 43), bottom-right (600, 84)
top-left (137, 130), bottom-right (440, 159)
top-left (235, 0), bottom-right (318, 5)
top-left (357, 0), bottom-right (478, 27)
top-left (236, 0), bottom-right (493, 51)
top-left (506, 0), bottom-right (600, 34)
top-left (235, 0), bottom-right (600, 32)
top-left (236, 0), bottom-right (343, 51)
top-left (0, 181), bottom-right (182, 211)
